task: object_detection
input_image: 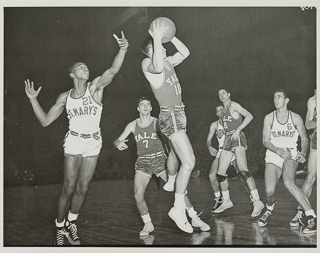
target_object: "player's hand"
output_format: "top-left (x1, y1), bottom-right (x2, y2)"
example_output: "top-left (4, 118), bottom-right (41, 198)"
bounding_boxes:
top-left (116, 139), bottom-right (129, 151)
top-left (148, 19), bottom-right (169, 41)
top-left (296, 152), bottom-right (306, 163)
top-left (277, 148), bottom-right (292, 160)
top-left (25, 79), bottom-right (42, 100)
top-left (208, 146), bottom-right (218, 157)
top-left (113, 31), bottom-right (129, 51)
top-left (231, 129), bottom-right (240, 141)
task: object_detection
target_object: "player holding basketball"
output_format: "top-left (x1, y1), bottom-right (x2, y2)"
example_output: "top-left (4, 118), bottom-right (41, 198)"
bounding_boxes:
top-left (24, 32), bottom-right (128, 245)
top-left (257, 89), bottom-right (316, 234)
top-left (140, 19), bottom-right (201, 233)
top-left (289, 89), bottom-right (317, 229)
top-left (215, 89), bottom-right (264, 217)
top-left (207, 105), bottom-right (237, 212)
top-left (114, 97), bottom-right (209, 236)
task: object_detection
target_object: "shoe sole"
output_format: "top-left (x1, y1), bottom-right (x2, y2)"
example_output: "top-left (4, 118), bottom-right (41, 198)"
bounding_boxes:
top-left (212, 204), bottom-right (233, 214)
top-left (303, 229), bottom-right (317, 234)
top-left (257, 221), bottom-right (268, 227)
top-left (251, 205), bottom-right (264, 218)
top-left (192, 223), bottom-right (211, 232)
top-left (139, 227), bottom-right (155, 237)
top-left (289, 222), bottom-right (300, 227)
top-left (65, 234), bottom-right (80, 245)
top-left (168, 210), bottom-right (193, 233)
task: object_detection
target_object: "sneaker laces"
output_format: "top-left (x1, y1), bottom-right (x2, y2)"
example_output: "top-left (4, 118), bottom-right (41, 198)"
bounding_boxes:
top-left (306, 217), bottom-right (315, 229)
top-left (68, 223), bottom-right (79, 240)
top-left (56, 229), bottom-right (66, 245)
top-left (259, 210), bottom-right (272, 223)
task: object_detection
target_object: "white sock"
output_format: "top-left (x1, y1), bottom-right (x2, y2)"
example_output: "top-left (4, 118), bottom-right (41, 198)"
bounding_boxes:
top-left (266, 203), bottom-right (275, 212)
top-left (187, 207), bottom-right (197, 218)
top-left (68, 211), bottom-right (79, 222)
top-left (222, 190), bottom-right (230, 200)
top-left (174, 193), bottom-right (186, 208)
top-left (55, 219), bottom-right (65, 228)
top-left (305, 209), bottom-right (316, 218)
top-left (214, 192), bottom-right (221, 198)
top-left (141, 213), bottom-right (151, 223)
top-left (250, 189), bottom-right (260, 201)
top-left (168, 173), bottom-right (177, 183)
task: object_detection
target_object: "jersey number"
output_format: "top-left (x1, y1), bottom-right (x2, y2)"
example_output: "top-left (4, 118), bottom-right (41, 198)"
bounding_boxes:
top-left (142, 140), bottom-right (149, 148)
top-left (174, 84), bottom-right (182, 95)
top-left (83, 96), bottom-right (93, 105)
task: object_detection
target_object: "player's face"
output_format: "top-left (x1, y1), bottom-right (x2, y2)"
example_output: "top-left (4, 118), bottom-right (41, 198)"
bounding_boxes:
top-left (218, 89), bottom-right (230, 103)
top-left (273, 92), bottom-right (286, 109)
top-left (138, 100), bottom-right (152, 115)
top-left (216, 106), bottom-right (224, 117)
top-left (73, 63), bottom-right (89, 80)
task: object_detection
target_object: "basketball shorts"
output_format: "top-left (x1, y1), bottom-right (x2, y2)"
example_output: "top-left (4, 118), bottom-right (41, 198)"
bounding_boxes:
top-left (223, 132), bottom-right (247, 152)
top-left (63, 130), bottom-right (102, 158)
top-left (217, 147), bottom-right (236, 163)
top-left (135, 152), bottom-right (166, 178)
top-left (265, 148), bottom-right (298, 169)
top-left (310, 129), bottom-right (317, 150)
top-left (159, 108), bottom-right (187, 139)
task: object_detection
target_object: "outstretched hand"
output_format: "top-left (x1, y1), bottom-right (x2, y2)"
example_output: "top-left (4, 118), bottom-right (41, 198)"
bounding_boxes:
top-left (25, 79), bottom-right (42, 100)
top-left (113, 31), bottom-right (129, 50)
top-left (148, 19), bottom-right (169, 40)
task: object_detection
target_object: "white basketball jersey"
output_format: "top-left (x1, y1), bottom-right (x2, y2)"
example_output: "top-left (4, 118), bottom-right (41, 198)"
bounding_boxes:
top-left (217, 120), bottom-right (225, 148)
top-left (270, 110), bottom-right (299, 149)
top-left (66, 83), bottom-right (102, 133)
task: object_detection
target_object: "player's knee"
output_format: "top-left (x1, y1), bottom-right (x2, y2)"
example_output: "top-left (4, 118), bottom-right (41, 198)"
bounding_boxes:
top-left (62, 183), bottom-right (76, 197)
top-left (182, 155), bottom-right (195, 171)
top-left (238, 170), bottom-right (251, 182)
top-left (265, 187), bottom-right (276, 198)
top-left (216, 173), bottom-right (227, 182)
top-left (209, 171), bottom-right (217, 181)
top-left (76, 184), bottom-right (90, 196)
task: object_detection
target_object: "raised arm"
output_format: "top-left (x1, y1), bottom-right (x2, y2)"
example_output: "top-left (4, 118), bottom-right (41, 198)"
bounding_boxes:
top-left (166, 36), bottom-right (190, 67)
top-left (305, 95), bottom-right (317, 130)
top-left (114, 120), bottom-right (135, 151)
top-left (206, 121), bottom-right (219, 157)
top-left (93, 31), bottom-right (129, 91)
top-left (25, 79), bottom-right (66, 127)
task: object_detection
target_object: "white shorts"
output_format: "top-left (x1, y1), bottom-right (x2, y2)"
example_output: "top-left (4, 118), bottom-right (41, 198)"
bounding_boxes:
top-left (63, 131), bottom-right (102, 158)
top-left (217, 148), bottom-right (236, 163)
top-left (265, 148), bottom-right (298, 169)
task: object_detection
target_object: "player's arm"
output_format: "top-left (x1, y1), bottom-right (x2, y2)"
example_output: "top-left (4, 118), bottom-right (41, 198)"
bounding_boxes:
top-left (206, 121), bottom-right (218, 156)
top-left (305, 96), bottom-right (317, 130)
top-left (92, 31), bottom-right (129, 91)
top-left (262, 113), bottom-right (291, 160)
top-left (25, 79), bottom-right (66, 127)
top-left (166, 37), bottom-right (190, 67)
top-left (292, 113), bottom-right (309, 161)
top-left (114, 120), bottom-right (135, 151)
top-left (232, 102), bottom-right (253, 132)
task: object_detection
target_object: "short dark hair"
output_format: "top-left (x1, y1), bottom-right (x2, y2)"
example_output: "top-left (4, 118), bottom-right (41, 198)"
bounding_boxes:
top-left (69, 62), bottom-right (84, 75)
top-left (274, 89), bottom-right (288, 99)
top-left (137, 96), bottom-right (151, 107)
top-left (140, 36), bottom-right (153, 56)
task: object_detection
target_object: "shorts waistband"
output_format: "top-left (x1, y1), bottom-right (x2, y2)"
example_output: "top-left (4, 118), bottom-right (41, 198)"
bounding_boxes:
top-left (70, 130), bottom-right (100, 140)
top-left (225, 130), bottom-right (235, 136)
top-left (160, 104), bottom-right (185, 112)
top-left (138, 151), bottom-right (164, 159)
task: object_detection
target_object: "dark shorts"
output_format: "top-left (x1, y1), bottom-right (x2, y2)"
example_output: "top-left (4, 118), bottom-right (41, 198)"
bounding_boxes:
top-left (159, 107), bottom-right (187, 139)
top-left (310, 129), bottom-right (317, 150)
top-left (135, 152), bottom-right (166, 177)
top-left (223, 132), bottom-right (247, 152)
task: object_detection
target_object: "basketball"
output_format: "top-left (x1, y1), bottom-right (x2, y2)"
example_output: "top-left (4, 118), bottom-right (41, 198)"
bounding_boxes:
top-left (149, 17), bottom-right (176, 43)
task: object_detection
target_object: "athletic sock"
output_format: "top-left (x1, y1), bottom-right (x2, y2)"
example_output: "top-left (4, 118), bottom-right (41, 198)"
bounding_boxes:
top-left (214, 192), bottom-right (221, 198)
top-left (266, 203), bottom-right (275, 212)
top-left (250, 189), bottom-right (260, 201)
top-left (141, 213), bottom-right (152, 223)
top-left (168, 173), bottom-right (177, 183)
top-left (305, 209), bottom-right (316, 218)
top-left (187, 207), bottom-right (197, 218)
top-left (221, 190), bottom-right (230, 200)
top-left (55, 219), bottom-right (65, 228)
top-left (68, 211), bottom-right (79, 222)
top-left (174, 193), bottom-right (186, 208)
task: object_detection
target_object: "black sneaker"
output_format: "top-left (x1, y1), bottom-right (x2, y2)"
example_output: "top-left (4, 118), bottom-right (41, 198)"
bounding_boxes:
top-left (303, 216), bottom-right (317, 234)
top-left (54, 227), bottom-right (67, 245)
top-left (257, 209), bottom-right (272, 227)
top-left (212, 197), bottom-right (223, 212)
top-left (65, 220), bottom-right (80, 245)
top-left (298, 210), bottom-right (308, 226)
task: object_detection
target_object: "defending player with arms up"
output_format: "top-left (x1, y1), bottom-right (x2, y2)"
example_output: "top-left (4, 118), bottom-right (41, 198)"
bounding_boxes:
top-left (257, 89), bottom-right (316, 234)
top-left (24, 32), bottom-right (128, 245)
top-left (114, 97), bottom-right (210, 236)
top-left (140, 19), bottom-right (205, 233)
top-left (215, 89), bottom-right (264, 217)
top-left (289, 89), bottom-right (317, 229)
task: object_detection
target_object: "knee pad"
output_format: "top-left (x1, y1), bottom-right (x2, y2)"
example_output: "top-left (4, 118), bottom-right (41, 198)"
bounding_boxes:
top-left (216, 174), bottom-right (227, 182)
top-left (238, 170), bottom-right (251, 182)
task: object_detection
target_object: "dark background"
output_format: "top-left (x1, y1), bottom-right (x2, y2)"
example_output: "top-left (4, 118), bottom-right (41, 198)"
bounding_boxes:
top-left (4, 7), bottom-right (316, 187)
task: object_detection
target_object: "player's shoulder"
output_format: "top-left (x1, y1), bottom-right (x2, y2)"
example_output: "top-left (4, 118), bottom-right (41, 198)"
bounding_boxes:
top-left (57, 91), bottom-right (69, 103)
top-left (264, 111), bottom-right (274, 122)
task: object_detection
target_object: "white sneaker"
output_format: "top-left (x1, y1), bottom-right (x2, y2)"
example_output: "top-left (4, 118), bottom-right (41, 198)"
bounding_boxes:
top-left (163, 181), bottom-right (174, 192)
top-left (168, 207), bottom-right (193, 233)
top-left (191, 214), bottom-right (210, 231)
top-left (212, 199), bottom-right (233, 214)
top-left (139, 221), bottom-right (154, 236)
top-left (251, 200), bottom-right (264, 217)
top-left (289, 210), bottom-right (301, 227)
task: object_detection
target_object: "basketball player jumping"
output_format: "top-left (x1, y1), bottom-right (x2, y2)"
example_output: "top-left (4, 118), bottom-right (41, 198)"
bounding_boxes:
top-left (24, 32), bottom-right (129, 245)
top-left (257, 89), bottom-right (316, 234)
top-left (114, 97), bottom-right (209, 236)
top-left (215, 89), bottom-right (264, 217)
top-left (140, 19), bottom-right (203, 233)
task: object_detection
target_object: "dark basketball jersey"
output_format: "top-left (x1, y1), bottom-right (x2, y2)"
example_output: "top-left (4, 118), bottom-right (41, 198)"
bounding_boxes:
top-left (151, 61), bottom-right (182, 106)
top-left (221, 102), bottom-right (242, 134)
top-left (134, 118), bottom-right (164, 156)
